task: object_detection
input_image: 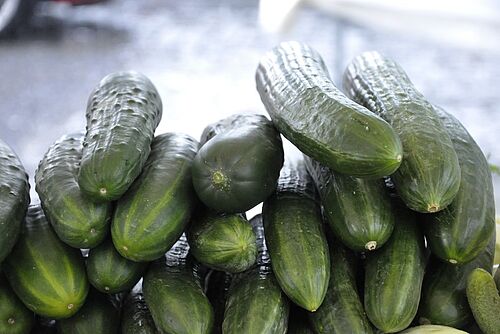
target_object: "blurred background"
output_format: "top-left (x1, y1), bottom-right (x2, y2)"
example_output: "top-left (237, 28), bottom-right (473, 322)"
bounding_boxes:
top-left (0, 0), bottom-right (499, 210)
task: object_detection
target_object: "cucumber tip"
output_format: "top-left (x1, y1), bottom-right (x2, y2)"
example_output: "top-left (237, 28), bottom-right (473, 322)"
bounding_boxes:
top-left (449, 259), bottom-right (458, 264)
top-left (7, 318), bottom-right (15, 325)
top-left (99, 187), bottom-right (107, 196)
top-left (365, 241), bottom-right (377, 251)
top-left (67, 303), bottom-right (74, 310)
top-left (428, 204), bottom-right (439, 213)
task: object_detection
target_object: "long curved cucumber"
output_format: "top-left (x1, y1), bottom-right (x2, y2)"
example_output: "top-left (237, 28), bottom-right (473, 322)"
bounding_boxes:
top-left (466, 268), bottom-right (500, 334)
top-left (343, 52), bottom-right (461, 213)
top-left (400, 325), bottom-right (468, 333)
top-left (121, 286), bottom-right (159, 334)
top-left (35, 133), bottom-right (112, 248)
top-left (78, 71), bottom-right (162, 201)
top-left (0, 274), bottom-right (34, 334)
top-left (256, 41), bottom-right (402, 178)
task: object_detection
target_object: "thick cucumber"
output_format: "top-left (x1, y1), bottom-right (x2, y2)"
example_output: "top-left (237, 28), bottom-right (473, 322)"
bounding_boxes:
top-left (0, 274), bottom-right (34, 334)
top-left (192, 114), bottom-right (284, 213)
top-left (343, 52), bottom-right (461, 213)
top-left (305, 156), bottom-right (395, 251)
top-left (256, 42), bottom-right (402, 178)
top-left (143, 236), bottom-right (214, 334)
top-left (364, 204), bottom-right (426, 333)
top-left (187, 210), bottom-right (257, 273)
top-left (112, 132), bottom-right (199, 262)
top-left (288, 305), bottom-right (314, 334)
top-left (78, 71), bottom-right (162, 202)
top-left (223, 214), bottom-right (289, 334)
top-left (35, 133), bottom-right (112, 249)
top-left (466, 268), bottom-right (500, 334)
top-left (3, 205), bottom-right (89, 319)
top-left (0, 138), bottom-right (30, 264)
top-left (121, 286), bottom-right (159, 334)
top-left (423, 108), bottom-right (495, 264)
top-left (262, 159), bottom-right (330, 311)
top-left (86, 239), bottom-right (148, 293)
top-left (400, 325), bottom-right (468, 333)
top-left (204, 270), bottom-right (232, 334)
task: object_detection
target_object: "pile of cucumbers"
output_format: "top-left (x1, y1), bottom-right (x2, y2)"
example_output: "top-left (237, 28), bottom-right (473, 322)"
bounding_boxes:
top-left (0, 41), bottom-right (499, 334)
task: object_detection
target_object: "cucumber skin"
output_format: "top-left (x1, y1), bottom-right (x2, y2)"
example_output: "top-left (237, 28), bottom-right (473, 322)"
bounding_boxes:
top-left (466, 268), bottom-right (500, 334)
top-left (305, 156), bottom-right (395, 252)
top-left (121, 288), bottom-right (159, 334)
top-left (3, 205), bottom-right (89, 319)
top-left (364, 205), bottom-right (426, 333)
top-left (262, 159), bottom-right (330, 312)
top-left (400, 325), bottom-right (468, 333)
top-left (423, 108), bottom-right (495, 265)
top-left (256, 42), bottom-right (402, 178)
top-left (78, 71), bottom-right (162, 202)
top-left (343, 52), bottom-right (461, 213)
top-left (112, 132), bottom-right (199, 262)
top-left (495, 268), bottom-right (500, 291)
top-left (35, 133), bottom-right (112, 249)
top-left (0, 139), bottom-right (30, 264)
top-left (0, 274), bottom-right (35, 334)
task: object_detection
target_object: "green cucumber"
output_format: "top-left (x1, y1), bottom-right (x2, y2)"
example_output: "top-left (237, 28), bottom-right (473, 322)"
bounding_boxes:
top-left (305, 156), bottom-right (395, 252)
top-left (112, 132), bottom-right (199, 262)
top-left (466, 268), bottom-right (500, 334)
top-left (423, 108), bottom-right (495, 264)
top-left (121, 286), bottom-right (159, 334)
top-left (288, 305), bottom-right (314, 334)
top-left (192, 113), bottom-right (284, 213)
top-left (364, 204), bottom-right (426, 333)
top-left (0, 138), bottom-right (30, 264)
top-left (143, 236), bottom-right (214, 334)
top-left (343, 52), bottom-right (461, 213)
top-left (256, 41), bottom-right (402, 178)
top-left (400, 325), bottom-right (468, 333)
top-left (86, 239), bottom-right (148, 293)
top-left (204, 270), bottom-right (232, 334)
top-left (495, 268), bottom-right (499, 291)
top-left (0, 274), bottom-right (34, 334)
top-left (262, 159), bottom-right (329, 311)
top-left (3, 205), bottom-right (89, 319)
top-left (35, 133), bottom-right (112, 249)
top-left (78, 71), bottom-right (162, 202)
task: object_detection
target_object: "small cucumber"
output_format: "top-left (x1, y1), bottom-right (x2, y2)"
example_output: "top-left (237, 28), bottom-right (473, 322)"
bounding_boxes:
top-left (0, 274), bottom-right (34, 334)
top-left (400, 325), bottom-right (468, 333)
top-left (204, 270), bottom-right (232, 334)
top-left (466, 268), bottom-right (500, 334)
top-left (121, 286), bottom-right (159, 334)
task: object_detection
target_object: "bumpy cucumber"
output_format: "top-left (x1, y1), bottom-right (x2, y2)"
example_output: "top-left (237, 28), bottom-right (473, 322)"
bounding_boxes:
top-left (262, 159), bottom-right (330, 311)
top-left (0, 274), bottom-right (34, 334)
top-left (78, 71), bottom-right (162, 201)
top-left (344, 52), bottom-right (461, 213)
top-left (192, 113), bottom-right (284, 213)
top-left (35, 133), bottom-right (112, 248)
top-left (400, 325), bottom-right (468, 333)
top-left (204, 270), bottom-right (232, 334)
top-left (121, 286), bottom-right (159, 334)
top-left (112, 132), bottom-right (199, 262)
top-left (3, 205), bottom-right (89, 319)
top-left (423, 108), bottom-right (495, 264)
top-left (256, 42), bottom-right (402, 178)
top-left (466, 268), bottom-right (500, 334)
top-left (0, 138), bottom-right (30, 264)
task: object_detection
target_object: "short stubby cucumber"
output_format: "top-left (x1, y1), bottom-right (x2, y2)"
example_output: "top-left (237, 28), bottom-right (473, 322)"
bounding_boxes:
top-left (121, 286), bottom-right (159, 334)
top-left (466, 268), bottom-right (500, 334)
top-left (0, 274), bottom-right (34, 334)
top-left (78, 71), bottom-right (162, 202)
top-left (256, 41), bottom-right (402, 178)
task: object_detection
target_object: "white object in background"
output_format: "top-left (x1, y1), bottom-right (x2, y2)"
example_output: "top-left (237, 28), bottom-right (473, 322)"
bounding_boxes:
top-left (259, 0), bottom-right (302, 33)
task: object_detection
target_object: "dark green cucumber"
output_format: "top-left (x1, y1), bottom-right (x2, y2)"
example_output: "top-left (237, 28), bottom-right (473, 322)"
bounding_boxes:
top-left (0, 274), bottom-right (34, 334)
top-left (222, 214), bottom-right (289, 334)
top-left (57, 289), bottom-right (121, 334)
top-left (143, 236), bottom-right (214, 334)
top-left (466, 268), bottom-right (500, 334)
top-left (309, 238), bottom-right (373, 334)
top-left (187, 210), bottom-right (257, 273)
top-left (78, 71), bottom-right (162, 201)
top-left (3, 205), bottom-right (89, 319)
top-left (121, 285), bottom-right (159, 334)
top-left (112, 132), bottom-right (199, 262)
top-left (423, 108), bottom-right (495, 264)
top-left (0, 138), bottom-right (30, 264)
top-left (86, 239), bottom-right (148, 293)
top-left (35, 133), bottom-right (112, 248)
top-left (305, 156), bottom-right (395, 252)
top-left (192, 113), bottom-right (284, 213)
top-left (262, 159), bottom-right (329, 311)
top-left (205, 270), bottom-right (232, 334)
top-left (400, 325), bottom-right (468, 333)
top-left (364, 204), bottom-right (426, 333)
top-left (287, 305), bottom-right (314, 334)
top-left (343, 52), bottom-right (461, 213)
top-left (256, 42), bottom-right (402, 178)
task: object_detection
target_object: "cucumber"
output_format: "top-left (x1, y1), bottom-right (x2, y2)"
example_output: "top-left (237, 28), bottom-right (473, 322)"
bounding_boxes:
top-left (222, 214), bottom-right (289, 334)
top-left (256, 42), bottom-right (402, 178)
top-left (287, 305), bottom-right (314, 334)
top-left (495, 221), bottom-right (499, 265)
top-left (86, 239), bottom-right (148, 294)
top-left (364, 204), bottom-right (426, 333)
top-left (192, 113), bottom-right (284, 213)
top-left (400, 325), bottom-right (468, 333)
top-left (495, 268), bottom-right (500, 291)
top-left (0, 138), bottom-right (30, 264)
top-left (466, 268), bottom-right (500, 334)
top-left (423, 108), bottom-right (495, 264)
top-left (35, 133), bottom-right (112, 249)
top-left (3, 205), bottom-right (89, 319)
top-left (204, 270), bottom-right (232, 334)
top-left (343, 52), bottom-right (461, 213)
top-left (143, 236), bottom-right (214, 334)
top-left (121, 286), bottom-right (159, 334)
top-left (78, 71), bottom-right (162, 202)
top-left (0, 274), bottom-right (34, 334)
top-left (112, 132), bottom-right (199, 262)
top-left (187, 210), bottom-right (257, 273)
top-left (309, 237), bottom-right (373, 334)
top-left (304, 156), bottom-right (395, 251)
top-left (262, 159), bottom-right (330, 311)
